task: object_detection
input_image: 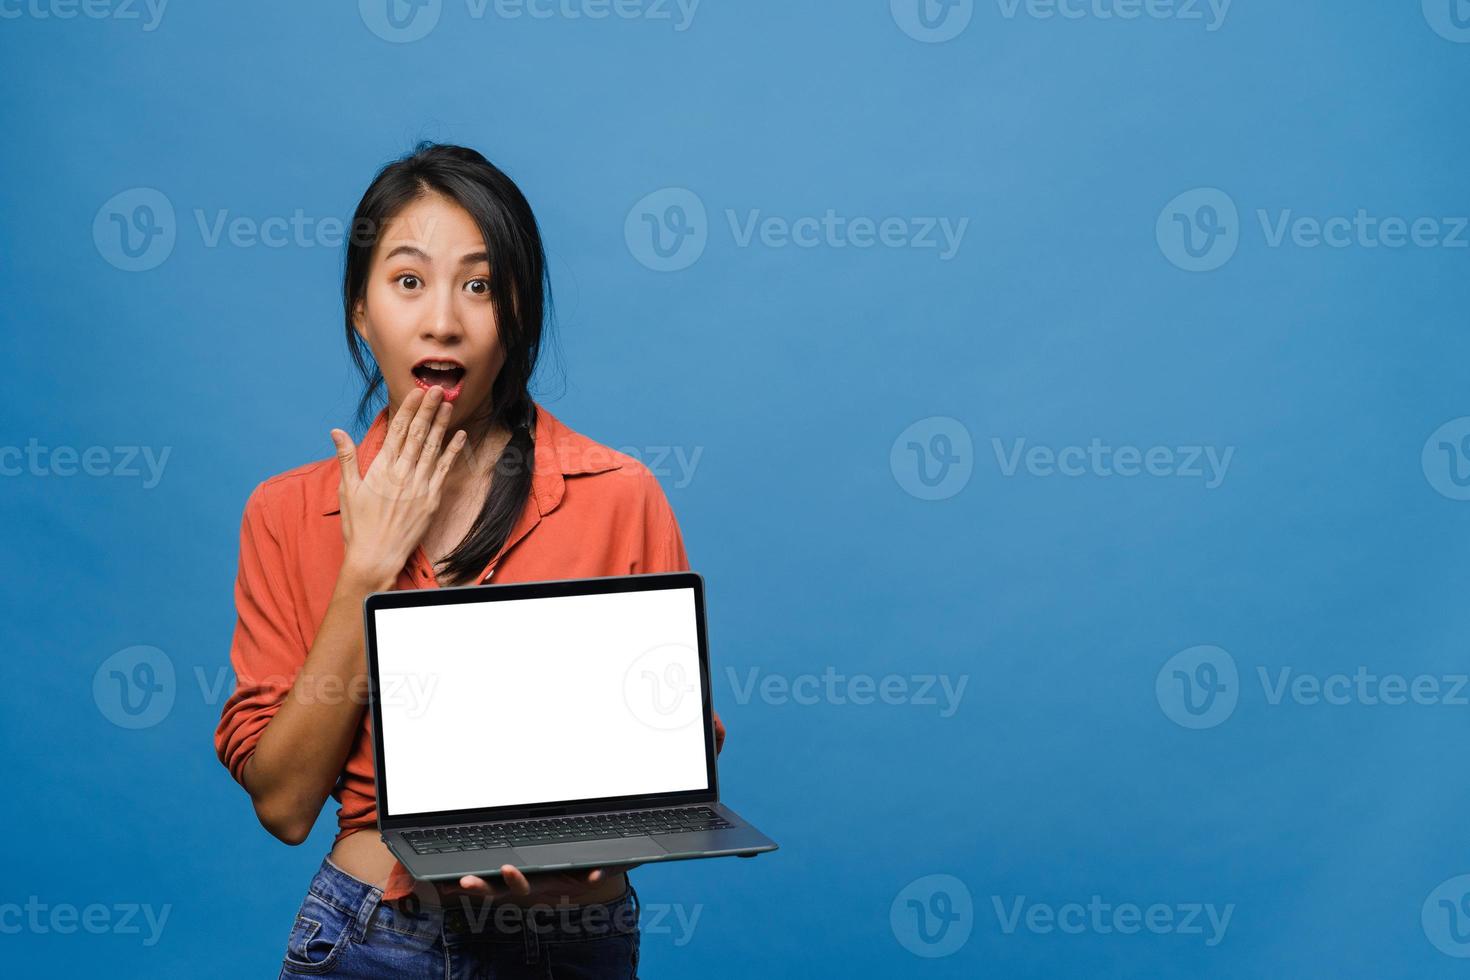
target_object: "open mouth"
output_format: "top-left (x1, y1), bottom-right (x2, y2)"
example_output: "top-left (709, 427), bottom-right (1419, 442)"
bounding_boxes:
top-left (411, 358), bottom-right (467, 402)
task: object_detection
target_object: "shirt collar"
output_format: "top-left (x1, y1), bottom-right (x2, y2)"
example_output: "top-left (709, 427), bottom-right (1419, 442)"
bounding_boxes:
top-left (319, 401), bottom-right (623, 518)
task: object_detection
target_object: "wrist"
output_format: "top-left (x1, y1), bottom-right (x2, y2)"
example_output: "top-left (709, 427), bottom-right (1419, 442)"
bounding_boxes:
top-left (337, 561), bottom-right (398, 596)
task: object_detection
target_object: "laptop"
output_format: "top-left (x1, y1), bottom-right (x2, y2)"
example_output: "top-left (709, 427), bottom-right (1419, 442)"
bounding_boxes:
top-left (363, 571), bottom-right (778, 884)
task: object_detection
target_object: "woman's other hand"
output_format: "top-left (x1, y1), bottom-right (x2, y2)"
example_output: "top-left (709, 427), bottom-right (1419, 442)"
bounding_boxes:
top-left (451, 863), bottom-right (642, 903)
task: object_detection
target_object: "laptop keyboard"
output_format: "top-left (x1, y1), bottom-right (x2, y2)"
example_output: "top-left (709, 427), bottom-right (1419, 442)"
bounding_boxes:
top-left (403, 806), bottom-right (732, 856)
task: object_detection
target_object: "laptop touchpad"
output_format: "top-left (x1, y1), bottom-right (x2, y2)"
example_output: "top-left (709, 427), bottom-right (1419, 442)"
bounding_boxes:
top-left (515, 837), bottom-right (666, 867)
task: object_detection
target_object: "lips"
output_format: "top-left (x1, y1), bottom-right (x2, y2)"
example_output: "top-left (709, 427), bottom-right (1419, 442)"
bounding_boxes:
top-left (411, 358), bottom-right (467, 402)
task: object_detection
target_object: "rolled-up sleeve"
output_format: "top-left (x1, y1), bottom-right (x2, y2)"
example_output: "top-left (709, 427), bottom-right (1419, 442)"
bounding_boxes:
top-left (214, 482), bottom-right (304, 788)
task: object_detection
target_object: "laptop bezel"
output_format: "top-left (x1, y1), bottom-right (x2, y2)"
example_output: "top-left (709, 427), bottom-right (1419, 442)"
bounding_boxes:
top-left (363, 571), bottom-right (719, 833)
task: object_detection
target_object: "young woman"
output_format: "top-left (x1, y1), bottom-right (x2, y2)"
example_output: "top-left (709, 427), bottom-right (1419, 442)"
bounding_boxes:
top-left (214, 142), bottom-right (725, 978)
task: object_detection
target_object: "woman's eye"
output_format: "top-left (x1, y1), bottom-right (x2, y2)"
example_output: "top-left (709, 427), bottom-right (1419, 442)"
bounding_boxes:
top-left (397, 275), bottom-right (422, 290)
top-left (465, 279), bottom-right (490, 295)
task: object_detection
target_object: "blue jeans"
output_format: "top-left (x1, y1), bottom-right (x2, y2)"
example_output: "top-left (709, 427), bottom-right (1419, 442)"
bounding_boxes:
top-left (278, 856), bottom-right (641, 978)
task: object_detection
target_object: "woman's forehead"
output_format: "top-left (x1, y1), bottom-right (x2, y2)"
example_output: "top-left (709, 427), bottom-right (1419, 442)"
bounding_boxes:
top-left (378, 195), bottom-right (487, 257)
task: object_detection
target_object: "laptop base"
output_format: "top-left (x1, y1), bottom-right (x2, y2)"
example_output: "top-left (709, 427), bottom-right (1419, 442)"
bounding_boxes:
top-left (387, 801), bottom-right (776, 883)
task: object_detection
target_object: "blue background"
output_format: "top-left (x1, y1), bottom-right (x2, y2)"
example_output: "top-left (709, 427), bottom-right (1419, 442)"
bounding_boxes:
top-left (3, 0), bottom-right (1469, 975)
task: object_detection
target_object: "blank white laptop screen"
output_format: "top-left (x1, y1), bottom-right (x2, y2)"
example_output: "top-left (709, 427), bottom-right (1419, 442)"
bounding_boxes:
top-left (373, 586), bottom-right (709, 817)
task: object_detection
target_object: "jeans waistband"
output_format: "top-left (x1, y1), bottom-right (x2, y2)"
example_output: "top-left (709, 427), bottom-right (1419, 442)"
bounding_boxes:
top-left (310, 855), bottom-right (640, 941)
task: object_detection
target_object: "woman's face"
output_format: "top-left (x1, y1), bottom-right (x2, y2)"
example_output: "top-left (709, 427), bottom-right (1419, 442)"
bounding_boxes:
top-left (352, 192), bottom-right (506, 430)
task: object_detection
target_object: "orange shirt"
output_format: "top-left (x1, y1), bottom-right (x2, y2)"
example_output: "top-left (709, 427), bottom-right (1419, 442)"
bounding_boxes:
top-left (214, 402), bottom-right (709, 902)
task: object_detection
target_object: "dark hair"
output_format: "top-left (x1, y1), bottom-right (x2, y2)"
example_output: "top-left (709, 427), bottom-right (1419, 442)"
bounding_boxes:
top-left (342, 141), bottom-right (551, 586)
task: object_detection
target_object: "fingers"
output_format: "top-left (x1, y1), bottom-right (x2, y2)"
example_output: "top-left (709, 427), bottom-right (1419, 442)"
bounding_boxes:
top-left (415, 398), bottom-right (454, 483)
top-left (454, 866), bottom-right (609, 903)
top-left (330, 430), bottom-right (360, 495)
top-left (396, 387), bottom-right (444, 477)
top-left (547, 868), bottom-right (604, 890)
top-left (382, 386), bottom-right (425, 461)
top-left (456, 875), bottom-right (504, 897)
top-left (429, 430), bottom-right (468, 497)
top-left (502, 864), bottom-right (531, 896)
top-left (502, 865), bottom-right (601, 892)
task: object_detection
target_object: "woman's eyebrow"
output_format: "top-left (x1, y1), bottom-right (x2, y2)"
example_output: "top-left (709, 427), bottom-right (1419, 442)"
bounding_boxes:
top-left (382, 244), bottom-right (429, 262)
top-left (380, 245), bottom-right (489, 265)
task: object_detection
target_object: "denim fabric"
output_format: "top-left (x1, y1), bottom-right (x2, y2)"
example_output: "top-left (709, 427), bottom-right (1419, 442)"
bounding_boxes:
top-left (278, 856), bottom-right (641, 979)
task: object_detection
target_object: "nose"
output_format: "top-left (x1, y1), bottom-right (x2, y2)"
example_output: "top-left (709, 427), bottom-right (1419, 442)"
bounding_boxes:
top-left (420, 281), bottom-right (463, 344)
